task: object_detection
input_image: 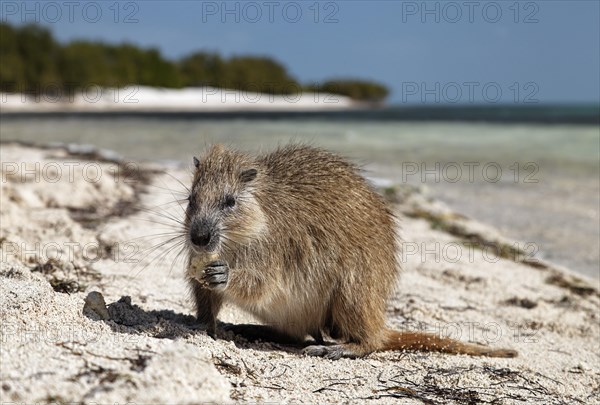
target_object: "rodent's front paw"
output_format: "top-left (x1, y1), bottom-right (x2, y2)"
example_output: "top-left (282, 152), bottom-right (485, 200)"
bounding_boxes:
top-left (202, 260), bottom-right (229, 290)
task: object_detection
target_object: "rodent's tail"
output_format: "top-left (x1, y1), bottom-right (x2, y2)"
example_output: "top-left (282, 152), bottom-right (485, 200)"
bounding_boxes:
top-left (382, 329), bottom-right (517, 358)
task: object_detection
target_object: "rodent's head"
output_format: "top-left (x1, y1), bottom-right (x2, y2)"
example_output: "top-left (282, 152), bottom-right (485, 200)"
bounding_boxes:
top-left (185, 145), bottom-right (266, 257)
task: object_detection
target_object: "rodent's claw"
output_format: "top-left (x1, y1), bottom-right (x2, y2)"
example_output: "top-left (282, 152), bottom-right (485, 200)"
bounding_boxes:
top-left (203, 260), bottom-right (229, 290)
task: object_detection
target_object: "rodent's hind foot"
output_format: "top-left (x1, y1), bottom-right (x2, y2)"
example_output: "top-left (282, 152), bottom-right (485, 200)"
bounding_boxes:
top-left (302, 344), bottom-right (360, 360)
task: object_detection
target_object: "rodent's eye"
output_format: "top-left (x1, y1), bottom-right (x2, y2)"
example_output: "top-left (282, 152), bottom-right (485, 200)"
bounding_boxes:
top-left (224, 195), bottom-right (236, 209)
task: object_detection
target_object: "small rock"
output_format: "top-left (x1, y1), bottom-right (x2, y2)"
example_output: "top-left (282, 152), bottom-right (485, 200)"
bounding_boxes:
top-left (568, 362), bottom-right (591, 374)
top-left (504, 297), bottom-right (538, 309)
top-left (83, 291), bottom-right (110, 320)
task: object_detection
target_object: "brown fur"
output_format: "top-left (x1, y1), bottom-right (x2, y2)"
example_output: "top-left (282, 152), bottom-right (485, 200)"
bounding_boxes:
top-left (184, 144), bottom-right (517, 359)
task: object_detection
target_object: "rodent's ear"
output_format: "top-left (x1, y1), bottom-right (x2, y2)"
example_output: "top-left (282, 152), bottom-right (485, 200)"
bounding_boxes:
top-left (240, 168), bottom-right (258, 183)
top-left (193, 156), bottom-right (200, 169)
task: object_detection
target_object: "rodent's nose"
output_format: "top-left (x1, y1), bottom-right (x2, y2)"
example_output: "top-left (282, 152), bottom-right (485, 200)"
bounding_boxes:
top-left (190, 219), bottom-right (215, 249)
top-left (191, 230), bottom-right (212, 248)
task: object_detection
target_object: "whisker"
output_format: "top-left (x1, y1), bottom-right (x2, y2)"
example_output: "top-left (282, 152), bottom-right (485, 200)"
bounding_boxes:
top-left (123, 231), bottom-right (186, 244)
top-left (168, 244), bottom-right (189, 277)
top-left (151, 240), bottom-right (187, 275)
top-left (135, 203), bottom-right (186, 221)
top-left (133, 217), bottom-right (185, 230)
top-left (132, 235), bottom-right (186, 260)
top-left (157, 170), bottom-right (191, 193)
top-left (139, 199), bottom-right (188, 211)
top-left (130, 238), bottom-right (186, 279)
top-left (134, 208), bottom-right (186, 227)
top-left (144, 182), bottom-right (188, 195)
top-left (145, 234), bottom-right (186, 250)
top-left (156, 176), bottom-right (188, 217)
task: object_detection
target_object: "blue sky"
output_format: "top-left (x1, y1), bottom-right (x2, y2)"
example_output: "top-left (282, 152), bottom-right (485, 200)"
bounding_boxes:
top-left (2, 1), bottom-right (599, 104)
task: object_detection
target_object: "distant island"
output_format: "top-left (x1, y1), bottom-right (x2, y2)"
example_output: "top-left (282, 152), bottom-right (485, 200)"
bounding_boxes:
top-left (0, 23), bottom-right (389, 104)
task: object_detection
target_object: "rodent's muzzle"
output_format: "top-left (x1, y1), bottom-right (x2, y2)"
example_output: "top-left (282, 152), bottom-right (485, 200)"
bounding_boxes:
top-left (189, 218), bottom-right (219, 253)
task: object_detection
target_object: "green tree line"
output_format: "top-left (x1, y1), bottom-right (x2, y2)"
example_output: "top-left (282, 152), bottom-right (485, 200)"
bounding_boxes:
top-left (0, 23), bottom-right (389, 102)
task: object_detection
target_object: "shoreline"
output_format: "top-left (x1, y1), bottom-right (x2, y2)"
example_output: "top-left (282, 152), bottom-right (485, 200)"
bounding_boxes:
top-left (1, 86), bottom-right (599, 124)
top-left (1, 142), bottom-right (598, 403)
top-left (2, 109), bottom-right (598, 125)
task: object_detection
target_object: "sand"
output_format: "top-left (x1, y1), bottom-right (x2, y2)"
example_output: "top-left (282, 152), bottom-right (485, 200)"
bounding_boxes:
top-left (0, 86), bottom-right (356, 113)
top-left (1, 142), bottom-right (598, 404)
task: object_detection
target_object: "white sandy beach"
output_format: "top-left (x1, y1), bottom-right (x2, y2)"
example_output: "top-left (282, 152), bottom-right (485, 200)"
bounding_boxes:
top-left (0, 142), bottom-right (598, 404)
top-left (0, 86), bottom-right (356, 113)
